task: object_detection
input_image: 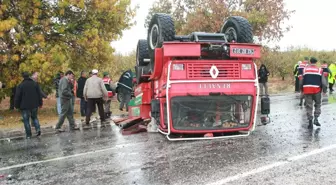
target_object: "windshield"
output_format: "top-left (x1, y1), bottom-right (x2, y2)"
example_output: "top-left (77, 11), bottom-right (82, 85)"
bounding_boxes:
top-left (170, 95), bottom-right (253, 130)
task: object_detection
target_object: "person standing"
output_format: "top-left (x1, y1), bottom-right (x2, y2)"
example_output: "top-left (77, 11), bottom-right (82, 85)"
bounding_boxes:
top-left (328, 63), bottom-right (336, 93)
top-left (321, 61), bottom-right (331, 92)
top-left (83, 69), bottom-right (108, 125)
top-left (55, 70), bottom-right (79, 132)
top-left (88, 71), bottom-right (96, 114)
top-left (70, 77), bottom-right (77, 114)
top-left (9, 86), bottom-right (16, 110)
top-left (102, 72), bottom-right (114, 118)
top-left (258, 64), bottom-right (270, 96)
top-left (54, 72), bottom-right (64, 115)
top-left (293, 61), bottom-right (300, 93)
top-left (30, 71), bottom-right (47, 128)
top-left (0, 81), bottom-right (4, 120)
top-left (298, 57), bottom-right (310, 106)
top-left (118, 69), bottom-right (133, 111)
top-left (300, 57), bottom-right (327, 129)
top-left (14, 72), bottom-right (42, 138)
top-left (77, 71), bottom-right (87, 121)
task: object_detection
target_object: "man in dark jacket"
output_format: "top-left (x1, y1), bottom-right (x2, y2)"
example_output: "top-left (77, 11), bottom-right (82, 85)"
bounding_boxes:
top-left (258, 64), bottom-right (270, 96)
top-left (77, 71), bottom-right (87, 119)
top-left (55, 70), bottom-right (79, 132)
top-left (14, 72), bottom-right (43, 138)
top-left (118, 69), bottom-right (133, 111)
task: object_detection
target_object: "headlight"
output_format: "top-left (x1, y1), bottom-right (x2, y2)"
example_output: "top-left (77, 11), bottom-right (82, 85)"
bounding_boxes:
top-left (242, 64), bottom-right (252, 70)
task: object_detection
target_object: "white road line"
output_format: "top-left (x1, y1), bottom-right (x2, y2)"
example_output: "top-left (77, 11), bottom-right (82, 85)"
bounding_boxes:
top-left (206, 143), bottom-right (336, 185)
top-left (0, 143), bottom-right (134, 172)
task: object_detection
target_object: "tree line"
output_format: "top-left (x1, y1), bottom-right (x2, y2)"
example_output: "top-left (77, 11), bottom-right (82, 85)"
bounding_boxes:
top-left (0, 0), bottom-right (137, 100)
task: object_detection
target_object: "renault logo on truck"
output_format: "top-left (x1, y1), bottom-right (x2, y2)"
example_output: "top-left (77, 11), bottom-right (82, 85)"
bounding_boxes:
top-left (210, 65), bottom-right (219, 79)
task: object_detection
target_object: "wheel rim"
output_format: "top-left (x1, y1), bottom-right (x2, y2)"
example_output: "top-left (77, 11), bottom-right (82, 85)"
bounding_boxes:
top-left (149, 24), bottom-right (159, 50)
top-left (224, 27), bottom-right (237, 42)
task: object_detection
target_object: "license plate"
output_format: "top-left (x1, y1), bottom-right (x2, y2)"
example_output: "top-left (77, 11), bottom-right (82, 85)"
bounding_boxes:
top-left (232, 48), bottom-right (255, 55)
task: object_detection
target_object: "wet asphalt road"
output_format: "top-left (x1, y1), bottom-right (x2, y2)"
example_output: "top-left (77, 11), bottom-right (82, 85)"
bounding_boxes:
top-left (1, 93), bottom-right (336, 185)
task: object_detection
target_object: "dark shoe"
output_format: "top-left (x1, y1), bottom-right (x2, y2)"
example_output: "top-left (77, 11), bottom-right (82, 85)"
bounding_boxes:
top-left (299, 102), bottom-right (302, 106)
top-left (36, 131), bottom-right (41, 137)
top-left (308, 120), bottom-right (313, 129)
top-left (119, 108), bottom-right (123, 111)
top-left (314, 118), bottom-right (321, 126)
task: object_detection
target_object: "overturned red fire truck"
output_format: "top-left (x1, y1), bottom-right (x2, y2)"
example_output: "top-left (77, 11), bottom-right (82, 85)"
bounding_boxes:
top-left (114, 13), bottom-right (267, 141)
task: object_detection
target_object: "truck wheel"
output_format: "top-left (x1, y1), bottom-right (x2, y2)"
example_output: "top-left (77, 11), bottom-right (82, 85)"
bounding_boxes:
top-left (136, 39), bottom-right (150, 66)
top-left (147, 13), bottom-right (175, 70)
top-left (220, 16), bottom-right (253, 43)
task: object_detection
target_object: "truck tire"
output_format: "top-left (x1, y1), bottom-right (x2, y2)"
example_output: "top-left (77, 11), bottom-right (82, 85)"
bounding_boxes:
top-left (135, 66), bottom-right (151, 84)
top-left (147, 13), bottom-right (175, 71)
top-left (136, 39), bottom-right (149, 66)
top-left (220, 16), bottom-right (253, 43)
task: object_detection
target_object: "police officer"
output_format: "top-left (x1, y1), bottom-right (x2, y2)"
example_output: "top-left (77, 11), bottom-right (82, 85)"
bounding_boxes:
top-left (293, 61), bottom-right (300, 93)
top-left (298, 57), bottom-right (310, 106)
top-left (328, 63), bottom-right (336, 93)
top-left (321, 61), bottom-right (331, 90)
top-left (300, 57), bottom-right (327, 129)
top-left (102, 72), bottom-right (114, 118)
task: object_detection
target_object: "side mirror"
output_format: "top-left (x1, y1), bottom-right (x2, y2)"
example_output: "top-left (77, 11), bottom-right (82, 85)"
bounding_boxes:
top-left (261, 96), bottom-right (270, 115)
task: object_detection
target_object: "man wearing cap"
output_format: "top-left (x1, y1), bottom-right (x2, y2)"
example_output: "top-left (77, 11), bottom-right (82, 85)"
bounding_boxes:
top-left (83, 69), bottom-right (108, 125)
top-left (102, 72), bottom-right (114, 118)
top-left (300, 57), bottom-right (327, 129)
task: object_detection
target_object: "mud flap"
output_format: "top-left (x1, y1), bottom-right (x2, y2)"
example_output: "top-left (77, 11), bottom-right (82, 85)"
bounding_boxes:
top-left (260, 96), bottom-right (271, 125)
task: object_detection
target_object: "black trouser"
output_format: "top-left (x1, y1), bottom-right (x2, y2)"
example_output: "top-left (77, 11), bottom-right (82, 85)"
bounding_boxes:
top-left (119, 88), bottom-right (131, 111)
top-left (80, 98), bottom-right (87, 117)
top-left (329, 83), bottom-right (334, 92)
top-left (86, 98), bottom-right (105, 124)
top-left (295, 76), bottom-right (299, 92)
top-left (10, 95), bottom-right (15, 110)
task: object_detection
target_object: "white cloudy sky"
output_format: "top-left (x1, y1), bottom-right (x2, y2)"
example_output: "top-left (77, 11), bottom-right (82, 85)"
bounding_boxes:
top-left (111, 0), bottom-right (336, 54)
